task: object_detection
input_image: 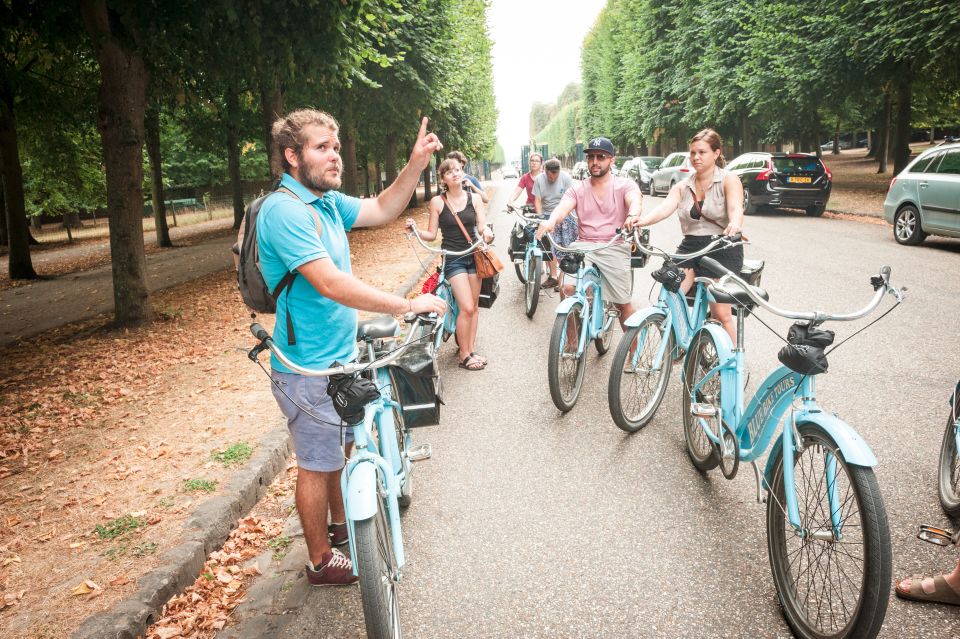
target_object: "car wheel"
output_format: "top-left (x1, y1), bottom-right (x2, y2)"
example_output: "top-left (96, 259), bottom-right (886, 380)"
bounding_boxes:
top-left (743, 189), bottom-right (755, 215)
top-left (893, 204), bottom-right (927, 245)
top-left (805, 204), bottom-right (826, 217)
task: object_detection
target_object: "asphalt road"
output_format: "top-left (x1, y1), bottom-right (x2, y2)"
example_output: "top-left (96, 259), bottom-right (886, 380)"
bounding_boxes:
top-left (234, 182), bottom-right (960, 638)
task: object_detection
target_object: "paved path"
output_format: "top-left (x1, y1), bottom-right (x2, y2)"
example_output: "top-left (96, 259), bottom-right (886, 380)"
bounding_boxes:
top-left (225, 183), bottom-right (960, 638)
top-left (0, 227), bottom-right (236, 347)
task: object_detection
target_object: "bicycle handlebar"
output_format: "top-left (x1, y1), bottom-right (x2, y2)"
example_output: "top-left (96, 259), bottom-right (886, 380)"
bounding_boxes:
top-left (627, 229), bottom-right (744, 261)
top-left (248, 314), bottom-right (434, 377)
top-left (545, 227), bottom-right (627, 254)
top-left (406, 222), bottom-right (487, 256)
top-left (697, 256), bottom-right (906, 323)
top-left (506, 204), bottom-right (542, 226)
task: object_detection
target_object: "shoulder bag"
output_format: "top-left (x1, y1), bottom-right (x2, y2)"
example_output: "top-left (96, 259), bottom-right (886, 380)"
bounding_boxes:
top-left (443, 193), bottom-right (504, 279)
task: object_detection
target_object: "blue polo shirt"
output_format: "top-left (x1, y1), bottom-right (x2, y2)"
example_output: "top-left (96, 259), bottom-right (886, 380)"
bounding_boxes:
top-left (256, 173), bottom-right (362, 372)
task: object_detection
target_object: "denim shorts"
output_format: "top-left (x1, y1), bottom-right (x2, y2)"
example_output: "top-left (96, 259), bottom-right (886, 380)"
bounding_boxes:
top-left (270, 370), bottom-right (353, 472)
top-left (444, 254), bottom-right (477, 279)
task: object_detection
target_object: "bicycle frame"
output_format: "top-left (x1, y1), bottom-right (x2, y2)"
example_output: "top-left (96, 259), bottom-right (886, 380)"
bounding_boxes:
top-left (624, 283), bottom-right (710, 368)
top-left (686, 321), bottom-right (879, 534)
top-left (432, 257), bottom-right (459, 350)
top-left (554, 261), bottom-right (607, 358)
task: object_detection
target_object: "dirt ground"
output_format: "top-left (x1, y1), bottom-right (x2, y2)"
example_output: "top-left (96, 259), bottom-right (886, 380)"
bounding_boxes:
top-left (0, 203), bottom-right (436, 639)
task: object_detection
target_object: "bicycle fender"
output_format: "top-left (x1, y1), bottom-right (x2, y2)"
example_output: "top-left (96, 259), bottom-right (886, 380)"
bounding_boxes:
top-left (764, 412), bottom-right (879, 486)
top-left (345, 461), bottom-right (378, 522)
top-left (554, 296), bottom-right (582, 315)
top-left (623, 307), bottom-right (666, 328)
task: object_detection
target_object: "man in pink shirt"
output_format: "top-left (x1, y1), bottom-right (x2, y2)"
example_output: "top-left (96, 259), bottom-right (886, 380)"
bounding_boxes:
top-left (536, 137), bottom-right (642, 328)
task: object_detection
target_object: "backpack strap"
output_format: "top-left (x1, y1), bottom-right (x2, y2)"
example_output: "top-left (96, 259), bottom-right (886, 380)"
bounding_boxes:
top-left (272, 185), bottom-right (324, 346)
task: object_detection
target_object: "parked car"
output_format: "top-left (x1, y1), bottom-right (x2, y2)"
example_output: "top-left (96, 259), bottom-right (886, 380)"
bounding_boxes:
top-left (820, 139), bottom-right (853, 151)
top-left (650, 152), bottom-right (691, 196)
top-left (633, 156), bottom-right (663, 193)
top-left (571, 161), bottom-right (588, 180)
top-left (726, 152), bottom-right (833, 217)
top-left (883, 142), bottom-right (960, 245)
top-left (501, 165), bottom-right (519, 179)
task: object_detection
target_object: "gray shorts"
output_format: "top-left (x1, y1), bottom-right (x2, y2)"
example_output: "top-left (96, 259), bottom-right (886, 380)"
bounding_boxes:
top-left (573, 241), bottom-right (634, 304)
top-left (270, 370), bottom-right (354, 472)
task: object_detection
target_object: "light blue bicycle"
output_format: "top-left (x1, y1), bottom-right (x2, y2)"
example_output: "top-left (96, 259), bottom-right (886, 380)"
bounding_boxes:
top-left (681, 257), bottom-right (904, 639)
top-left (249, 314), bottom-right (441, 639)
top-left (938, 380), bottom-right (960, 517)
top-left (608, 233), bottom-right (757, 432)
top-left (544, 232), bottom-right (622, 412)
top-left (506, 204), bottom-right (553, 318)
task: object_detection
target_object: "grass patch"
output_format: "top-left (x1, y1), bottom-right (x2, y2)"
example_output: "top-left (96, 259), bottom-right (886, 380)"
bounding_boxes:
top-left (131, 542), bottom-right (158, 557)
top-left (183, 478), bottom-right (218, 493)
top-left (267, 535), bottom-right (292, 561)
top-left (94, 514), bottom-right (146, 540)
top-left (211, 442), bottom-right (252, 466)
top-left (157, 497), bottom-right (176, 509)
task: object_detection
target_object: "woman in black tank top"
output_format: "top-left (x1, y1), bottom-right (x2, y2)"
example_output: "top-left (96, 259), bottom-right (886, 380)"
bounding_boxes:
top-left (404, 158), bottom-right (493, 371)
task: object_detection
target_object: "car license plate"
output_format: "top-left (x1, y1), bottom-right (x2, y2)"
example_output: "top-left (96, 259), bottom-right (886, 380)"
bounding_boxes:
top-left (789, 176), bottom-right (812, 184)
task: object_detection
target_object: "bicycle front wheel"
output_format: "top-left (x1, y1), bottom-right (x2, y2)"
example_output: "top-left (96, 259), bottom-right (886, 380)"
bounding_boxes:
top-left (938, 411), bottom-right (960, 517)
top-left (548, 301), bottom-right (587, 412)
top-left (525, 255), bottom-right (541, 318)
top-left (608, 313), bottom-right (674, 432)
top-left (355, 495), bottom-right (402, 639)
top-left (593, 302), bottom-right (615, 355)
top-left (766, 422), bottom-right (891, 639)
top-left (681, 328), bottom-right (721, 471)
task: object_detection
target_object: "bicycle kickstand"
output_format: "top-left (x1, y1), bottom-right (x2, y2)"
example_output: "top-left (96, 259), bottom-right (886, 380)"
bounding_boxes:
top-left (917, 524), bottom-right (960, 547)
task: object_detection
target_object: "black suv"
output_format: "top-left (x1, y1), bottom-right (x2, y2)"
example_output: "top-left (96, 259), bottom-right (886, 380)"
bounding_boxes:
top-left (727, 152), bottom-right (832, 217)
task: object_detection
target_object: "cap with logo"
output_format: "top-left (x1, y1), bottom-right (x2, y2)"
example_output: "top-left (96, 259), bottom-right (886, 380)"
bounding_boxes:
top-left (585, 137), bottom-right (615, 157)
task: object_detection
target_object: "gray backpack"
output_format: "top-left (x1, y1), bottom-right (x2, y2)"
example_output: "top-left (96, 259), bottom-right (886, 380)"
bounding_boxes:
top-left (234, 186), bottom-right (317, 345)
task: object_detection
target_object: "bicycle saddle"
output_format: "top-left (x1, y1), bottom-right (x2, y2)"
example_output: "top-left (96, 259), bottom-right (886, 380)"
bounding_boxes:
top-left (357, 315), bottom-right (400, 340)
top-left (709, 282), bottom-right (769, 308)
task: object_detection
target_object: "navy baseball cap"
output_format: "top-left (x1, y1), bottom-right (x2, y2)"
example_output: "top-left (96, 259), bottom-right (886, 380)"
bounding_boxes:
top-left (586, 137), bottom-right (615, 156)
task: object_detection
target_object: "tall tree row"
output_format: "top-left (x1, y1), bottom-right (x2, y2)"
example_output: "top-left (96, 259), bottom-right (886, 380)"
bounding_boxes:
top-left (3, 0), bottom-right (497, 328)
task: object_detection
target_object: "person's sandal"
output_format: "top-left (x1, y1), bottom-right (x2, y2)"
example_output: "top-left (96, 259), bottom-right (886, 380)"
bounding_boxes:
top-left (458, 354), bottom-right (485, 371)
top-left (541, 277), bottom-right (559, 290)
top-left (471, 352), bottom-right (488, 366)
top-left (895, 573), bottom-right (960, 606)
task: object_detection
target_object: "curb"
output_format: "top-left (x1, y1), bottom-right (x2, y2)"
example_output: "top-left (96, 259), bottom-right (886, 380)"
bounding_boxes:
top-left (72, 262), bottom-right (427, 639)
top-left (72, 425), bottom-right (292, 639)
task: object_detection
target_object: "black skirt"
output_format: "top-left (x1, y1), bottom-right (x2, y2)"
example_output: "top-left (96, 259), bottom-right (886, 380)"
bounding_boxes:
top-left (674, 235), bottom-right (744, 278)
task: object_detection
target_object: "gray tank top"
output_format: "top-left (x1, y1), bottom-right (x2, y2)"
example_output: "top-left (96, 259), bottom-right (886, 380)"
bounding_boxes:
top-left (676, 168), bottom-right (730, 235)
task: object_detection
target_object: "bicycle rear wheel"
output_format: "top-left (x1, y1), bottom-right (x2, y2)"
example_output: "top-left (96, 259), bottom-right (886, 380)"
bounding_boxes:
top-left (514, 261), bottom-right (526, 284)
top-left (355, 492), bottom-right (402, 639)
top-left (548, 301), bottom-right (586, 412)
top-left (524, 255), bottom-right (541, 318)
top-left (608, 313), bottom-right (674, 432)
top-left (593, 302), bottom-right (615, 355)
top-left (681, 328), bottom-right (721, 471)
top-left (766, 422), bottom-right (891, 639)
top-left (937, 411), bottom-right (960, 517)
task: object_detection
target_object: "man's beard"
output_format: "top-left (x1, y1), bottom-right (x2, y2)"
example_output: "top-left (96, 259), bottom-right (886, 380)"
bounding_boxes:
top-left (299, 157), bottom-right (342, 192)
top-left (590, 166), bottom-right (610, 178)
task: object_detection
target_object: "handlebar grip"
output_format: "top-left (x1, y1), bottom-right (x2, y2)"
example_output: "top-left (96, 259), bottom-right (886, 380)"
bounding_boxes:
top-left (250, 323), bottom-right (270, 341)
top-left (700, 256), bottom-right (733, 277)
top-left (880, 265), bottom-right (891, 282)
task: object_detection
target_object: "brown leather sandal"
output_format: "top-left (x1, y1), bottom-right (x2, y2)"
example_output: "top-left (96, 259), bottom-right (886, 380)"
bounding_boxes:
top-left (895, 573), bottom-right (960, 606)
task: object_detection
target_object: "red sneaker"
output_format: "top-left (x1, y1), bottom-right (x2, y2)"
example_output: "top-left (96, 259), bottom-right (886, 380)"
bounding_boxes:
top-left (306, 548), bottom-right (358, 586)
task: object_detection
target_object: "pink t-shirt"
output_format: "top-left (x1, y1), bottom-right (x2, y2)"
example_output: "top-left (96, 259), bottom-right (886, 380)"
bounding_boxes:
top-left (562, 176), bottom-right (640, 241)
top-left (518, 172), bottom-right (537, 205)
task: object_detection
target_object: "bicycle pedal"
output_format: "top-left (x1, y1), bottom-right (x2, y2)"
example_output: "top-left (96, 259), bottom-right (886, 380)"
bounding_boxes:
top-left (918, 524), bottom-right (959, 547)
top-left (406, 443), bottom-right (432, 463)
top-left (690, 403), bottom-right (718, 418)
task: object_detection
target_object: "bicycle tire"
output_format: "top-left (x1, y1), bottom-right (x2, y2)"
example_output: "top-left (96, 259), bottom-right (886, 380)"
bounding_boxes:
top-left (593, 302), bottom-right (614, 355)
top-left (525, 256), bottom-right (541, 318)
top-left (681, 328), bottom-right (721, 471)
top-left (514, 261), bottom-right (526, 284)
top-left (937, 411), bottom-right (960, 517)
top-left (607, 313), bottom-right (674, 433)
top-left (355, 496), bottom-right (403, 639)
top-left (548, 301), bottom-right (587, 412)
top-left (766, 422), bottom-right (891, 639)
top-left (393, 391), bottom-right (412, 508)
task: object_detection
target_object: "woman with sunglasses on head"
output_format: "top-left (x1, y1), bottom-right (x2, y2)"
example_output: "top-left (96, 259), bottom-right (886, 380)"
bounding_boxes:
top-left (509, 152), bottom-right (543, 208)
top-left (626, 128), bottom-right (744, 341)
top-left (405, 159), bottom-right (493, 371)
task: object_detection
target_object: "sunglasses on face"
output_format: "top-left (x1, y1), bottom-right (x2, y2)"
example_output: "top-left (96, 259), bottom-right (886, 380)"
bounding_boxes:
top-left (586, 154), bottom-right (609, 161)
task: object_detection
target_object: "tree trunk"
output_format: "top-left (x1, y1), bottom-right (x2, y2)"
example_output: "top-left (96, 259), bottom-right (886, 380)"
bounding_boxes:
top-left (929, 127), bottom-right (935, 144)
top-left (892, 67), bottom-right (913, 175)
top-left (341, 129), bottom-right (359, 196)
top-left (0, 183), bottom-right (7, 247)
top-left (225, 83), bottom-right (244, 229)
top-left (867, 130), bottom-right (875, 157)
top-left (740, 110), bottom-right (751, 153)
top-left (144, 104), bottom-right (172, 248)
top-left (775, 139), bottom-right (783, 152)
top-left (374, 159), bottom-right (382, 194)
top-left (832, 119), bottom-right (840, 154)
top-left (0, 78), bottom-right (37, 279)
top-left (384, 133), bottom-right (398, 187)
top-left (81, 0), bottom-right (151, 325)
top-left (259, 73), bottom-right (284, 179)
top-left (422, 165), bottom-right (432, 201)
top-left (877, 89), bottom-right (891, 173)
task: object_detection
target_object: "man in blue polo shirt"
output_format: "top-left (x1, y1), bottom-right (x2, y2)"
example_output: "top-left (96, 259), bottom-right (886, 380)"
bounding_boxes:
top-left (257, 109), bottom-right (446, 586)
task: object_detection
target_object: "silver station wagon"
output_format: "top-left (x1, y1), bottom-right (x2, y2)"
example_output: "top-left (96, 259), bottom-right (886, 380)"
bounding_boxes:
top-left (884, 143), bottom-right (960, 245)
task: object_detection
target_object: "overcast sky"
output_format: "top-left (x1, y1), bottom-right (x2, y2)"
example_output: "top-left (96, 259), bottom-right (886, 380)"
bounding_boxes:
top-left (487, 0), bottom-right (607, 161)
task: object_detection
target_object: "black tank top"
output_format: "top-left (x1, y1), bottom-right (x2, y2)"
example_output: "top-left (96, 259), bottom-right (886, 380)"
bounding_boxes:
top-left (438, 194), bottom-right (478, 252)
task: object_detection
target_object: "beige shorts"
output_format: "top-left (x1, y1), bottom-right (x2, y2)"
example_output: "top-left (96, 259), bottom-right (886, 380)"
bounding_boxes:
top-left (571, 241), bottom-right (633, 304)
